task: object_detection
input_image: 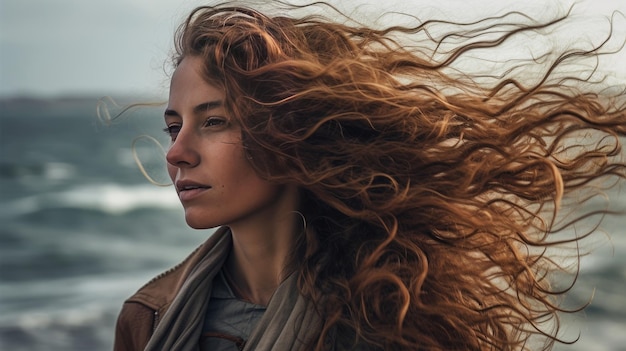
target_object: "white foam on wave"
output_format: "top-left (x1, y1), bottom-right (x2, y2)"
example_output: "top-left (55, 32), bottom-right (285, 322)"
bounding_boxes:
top-left (43, 162), bottom-right (77, 181)
top-left (2, 183), bottom-right (180, 216)
top-left (57, 183), bottom-right (180, 214)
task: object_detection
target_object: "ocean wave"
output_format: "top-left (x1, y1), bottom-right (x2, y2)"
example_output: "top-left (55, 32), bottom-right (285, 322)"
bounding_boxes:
top-left (0, 161), bottom-right (76, 180)
top-left (1, 183), bottom-right (180, 216)
top-left (0, 272), bottom-right (161, 351)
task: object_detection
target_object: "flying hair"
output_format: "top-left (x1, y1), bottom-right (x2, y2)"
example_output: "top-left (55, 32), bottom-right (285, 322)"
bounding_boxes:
top-left (165, 1), bottom-right (626, 350)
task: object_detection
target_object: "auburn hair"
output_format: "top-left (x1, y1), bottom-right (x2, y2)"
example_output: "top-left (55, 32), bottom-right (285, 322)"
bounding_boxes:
top-left (173, 2), bottom-right (625, 350)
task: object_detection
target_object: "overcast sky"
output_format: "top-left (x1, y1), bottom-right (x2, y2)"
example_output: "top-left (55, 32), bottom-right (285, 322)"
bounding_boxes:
top-left (0, 0), bottom-right (624, 98)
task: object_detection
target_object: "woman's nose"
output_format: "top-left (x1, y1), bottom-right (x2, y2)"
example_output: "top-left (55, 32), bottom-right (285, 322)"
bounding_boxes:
top-left (165, 131), bottom-right (200, 168)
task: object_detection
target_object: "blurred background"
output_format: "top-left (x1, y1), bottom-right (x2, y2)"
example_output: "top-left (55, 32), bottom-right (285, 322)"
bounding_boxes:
top-left (1, 0), bottom-right (625, 350)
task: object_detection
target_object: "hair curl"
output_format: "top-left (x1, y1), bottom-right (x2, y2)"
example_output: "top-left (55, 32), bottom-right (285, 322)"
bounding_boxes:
top-left (173, 2), bottom-right (626, 350)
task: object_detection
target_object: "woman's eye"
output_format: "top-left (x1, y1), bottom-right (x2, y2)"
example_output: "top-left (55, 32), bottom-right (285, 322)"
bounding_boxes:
top-left (162, 118), bottom-right (225, 141)
top-left (163, 125), bottom-right (181, 140)
top-left (204, 117), bottom-right (226, 127)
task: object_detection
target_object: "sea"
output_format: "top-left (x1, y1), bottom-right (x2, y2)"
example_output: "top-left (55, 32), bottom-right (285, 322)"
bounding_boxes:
top-left (0, 96), bottom-right (625, 351)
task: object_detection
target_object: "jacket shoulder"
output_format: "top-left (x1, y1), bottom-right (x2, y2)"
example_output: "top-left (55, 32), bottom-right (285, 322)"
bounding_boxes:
top-left (112, 227), bottom-right (231, 350)
top-left (114, 301), bottom-right (156, 351)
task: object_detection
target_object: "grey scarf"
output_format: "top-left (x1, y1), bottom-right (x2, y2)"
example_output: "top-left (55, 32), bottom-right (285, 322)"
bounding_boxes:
top-left (144, 230), bottom-right (323, 351)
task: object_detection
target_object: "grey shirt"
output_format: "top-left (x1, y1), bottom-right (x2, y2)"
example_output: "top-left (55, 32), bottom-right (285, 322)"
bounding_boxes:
top-left (200, 269), bottom-right (267, 351)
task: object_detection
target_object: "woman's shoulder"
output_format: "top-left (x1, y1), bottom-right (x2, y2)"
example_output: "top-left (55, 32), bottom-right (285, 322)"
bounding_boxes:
top-left (114, 299), bottom-right (157, 351)
top-left (113, 227), bottom-right (232, 351)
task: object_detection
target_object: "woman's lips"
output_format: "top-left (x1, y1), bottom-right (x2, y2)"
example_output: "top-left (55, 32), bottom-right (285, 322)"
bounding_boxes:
top-left (175, 180), bottom-right (211, 201)
top-left (178, 187), bottom-right (210, 201)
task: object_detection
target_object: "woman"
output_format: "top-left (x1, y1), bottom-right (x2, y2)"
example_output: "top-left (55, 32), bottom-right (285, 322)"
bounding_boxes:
top-left (114, 2), bottom-right (626, 350)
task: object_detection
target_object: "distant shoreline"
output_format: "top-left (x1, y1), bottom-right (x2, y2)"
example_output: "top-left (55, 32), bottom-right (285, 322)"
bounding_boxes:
top-left (0, 95), bottom-right (167, 119)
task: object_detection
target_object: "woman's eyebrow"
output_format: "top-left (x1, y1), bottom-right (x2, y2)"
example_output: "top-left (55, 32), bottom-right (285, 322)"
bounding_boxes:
top-left (164, 100), bottom-right (223, 117)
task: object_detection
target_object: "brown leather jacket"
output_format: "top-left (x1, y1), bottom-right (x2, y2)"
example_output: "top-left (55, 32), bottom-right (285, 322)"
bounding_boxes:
top-left (113, 228), bottom-right (229, 351)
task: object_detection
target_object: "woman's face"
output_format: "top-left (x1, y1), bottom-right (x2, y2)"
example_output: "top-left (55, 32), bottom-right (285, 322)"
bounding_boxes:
top-left (165, 56), bottom-right (286, 229)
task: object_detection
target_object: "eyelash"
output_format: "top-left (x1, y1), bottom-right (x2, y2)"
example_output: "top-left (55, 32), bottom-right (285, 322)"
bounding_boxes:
top-left (162, 125), bottom-right (181, 137)
top-left (204, 117), bottom-right (226, 127)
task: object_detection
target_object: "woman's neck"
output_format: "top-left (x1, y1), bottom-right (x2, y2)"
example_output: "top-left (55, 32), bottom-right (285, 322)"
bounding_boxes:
top-left (225, 185), bottom-right (301, 306)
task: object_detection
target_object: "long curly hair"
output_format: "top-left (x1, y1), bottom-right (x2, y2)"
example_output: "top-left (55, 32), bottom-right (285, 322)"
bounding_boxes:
top-left (173, 2), bottom-right (626, 350)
